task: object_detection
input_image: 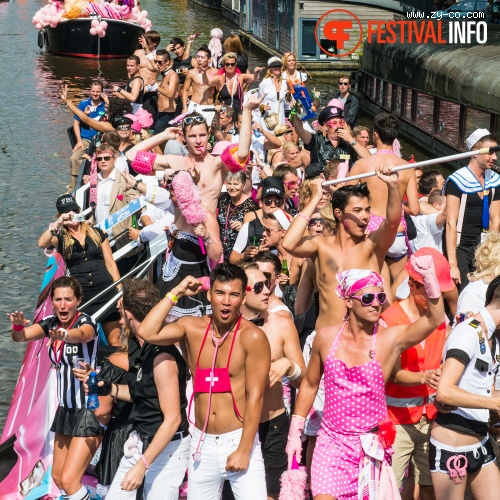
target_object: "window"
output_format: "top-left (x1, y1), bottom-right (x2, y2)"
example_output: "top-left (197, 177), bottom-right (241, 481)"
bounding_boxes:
top-left (436, 100), bottom-right (461, 147)
top-left (395, 86), bottom-right (402, 116)
top-left (368, 76), bottom-right (376, 101)
top-left (415, 93), bottom-right (434, 133)
top-left (383, 83), bottom-right (393, 112)
top-left (376, 79), bottom-right (383, 105)
top-left (464, 108), bottom-right (491, 149)
top-left (232, 0), bottom-right (240, 12)
top-left (300, 20), bottom-right (318, 58)
top-left (404, 89), bottom-right (413, 121)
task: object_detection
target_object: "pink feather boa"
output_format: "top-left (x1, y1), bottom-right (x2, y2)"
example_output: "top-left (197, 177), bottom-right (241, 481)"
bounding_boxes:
top-left (171, 171), bottom-right (207, 225)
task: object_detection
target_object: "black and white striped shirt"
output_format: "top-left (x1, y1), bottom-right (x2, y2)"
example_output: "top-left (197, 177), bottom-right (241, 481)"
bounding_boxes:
top-left (39, 313), bottom-right (99, 409)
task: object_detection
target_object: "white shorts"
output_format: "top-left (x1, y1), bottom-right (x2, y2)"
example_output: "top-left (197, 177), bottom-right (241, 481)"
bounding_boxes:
top-left (386, 232), bottom-right (408, 260)
top-left (106, 431), bottom-right (190, 500)
top-left (187, 101), bottom-right (215, 126)
top-left (187, 427), bottom-right (267, 500)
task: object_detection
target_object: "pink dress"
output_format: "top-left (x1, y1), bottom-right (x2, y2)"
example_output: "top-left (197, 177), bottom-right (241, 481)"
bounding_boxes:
top-left (311, 322), bottom-right (389, 499)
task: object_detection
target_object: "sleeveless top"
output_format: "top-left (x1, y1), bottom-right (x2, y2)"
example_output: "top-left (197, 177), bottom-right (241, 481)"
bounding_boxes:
top-left (173, 56), bottom-right (193, 85)
top-left (246, 214), bottom-right (264, 248)
top-left (125, 75), bottom-right (144, 105)
top-left (217, 75), bottom-right (243, 115)
top-left (128, 342), bottom-right (189, 438)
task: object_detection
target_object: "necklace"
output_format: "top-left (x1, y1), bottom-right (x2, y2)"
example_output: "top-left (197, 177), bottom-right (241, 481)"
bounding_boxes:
top-left (211, 315), bottom-right (240, 341)
top-left (223, 200), bottom-right (240, 242)
top-left (225, 74), bottom-right (238, 109)
top-left (375, 149), bottom-right (396, 155)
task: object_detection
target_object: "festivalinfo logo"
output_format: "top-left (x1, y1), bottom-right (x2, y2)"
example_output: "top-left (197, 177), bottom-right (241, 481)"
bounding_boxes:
top-left (315, 9), bottom-right (488, 58)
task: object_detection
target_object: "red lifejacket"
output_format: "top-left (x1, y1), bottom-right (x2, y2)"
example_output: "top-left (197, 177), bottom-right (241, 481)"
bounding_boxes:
top-left (382, 302), bottom-right (446, 425)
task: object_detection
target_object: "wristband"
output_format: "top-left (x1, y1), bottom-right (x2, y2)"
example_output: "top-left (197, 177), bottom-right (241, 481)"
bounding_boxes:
top-left (291, 414), bottom-right (306, 421)
top-left (133, 179), bottom-right (141, 190)
top-left (287, 361), bottom-right (302, 382)
top-left (297, 212), bottom-right (311, 223)
top-left (12, 324), bottom-right (25, 332)
top-left (49, 223), bottom-right (61, 235)
top-left (141, 454), bottom-right (150, 470)
top-left (166, 293), bottom-right (178, 306)
top-left (146, 53), bottom-right (155, 60)
top-left (61, 328), bottom-right (69, 341)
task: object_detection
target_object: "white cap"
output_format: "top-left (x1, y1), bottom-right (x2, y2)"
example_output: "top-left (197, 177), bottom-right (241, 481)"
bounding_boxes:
top-left (267, 56), bottom-right (282, 67)
top-left (466, 128), bottom-right (490, 151)
top-left (274, 208), bottom-right (291, 230)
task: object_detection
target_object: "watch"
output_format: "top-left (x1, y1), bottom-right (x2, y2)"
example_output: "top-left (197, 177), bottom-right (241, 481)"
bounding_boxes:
top-left (133, 180), bottom-right (141, 190)
top-left (350, 139), bottom-right (357, 146)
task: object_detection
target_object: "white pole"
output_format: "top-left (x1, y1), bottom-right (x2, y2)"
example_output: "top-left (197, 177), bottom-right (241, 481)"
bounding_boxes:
top-left (322, 146), bottom-right (500, 187)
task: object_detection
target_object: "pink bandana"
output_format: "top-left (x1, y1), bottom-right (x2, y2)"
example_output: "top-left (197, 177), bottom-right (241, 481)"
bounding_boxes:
top-left (336, 269), bottom-right (384, 299)
top-left (89, 155), bottom-right (98, 208)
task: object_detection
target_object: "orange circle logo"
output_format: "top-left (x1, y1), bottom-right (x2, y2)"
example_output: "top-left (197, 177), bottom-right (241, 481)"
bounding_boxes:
top-left (315, 9), bottom-right (363, 58)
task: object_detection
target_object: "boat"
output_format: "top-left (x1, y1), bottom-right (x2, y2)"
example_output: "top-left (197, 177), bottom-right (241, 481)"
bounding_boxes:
top-left (39, 17), bottom-right (144, 59)
top-left (33, 1), bottom-right (151, 59)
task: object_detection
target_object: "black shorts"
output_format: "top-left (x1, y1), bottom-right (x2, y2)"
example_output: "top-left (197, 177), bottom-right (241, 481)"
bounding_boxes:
top-left (50, 406), bottom-right (104, 437)
top-left (258, 411), bottom-right (290, 494)
top-left (429, 436), bottom-right (495, 475)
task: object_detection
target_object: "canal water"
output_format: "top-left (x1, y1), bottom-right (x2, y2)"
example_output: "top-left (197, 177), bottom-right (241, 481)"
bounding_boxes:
top-left (0, 0), bottom-right (432, 429)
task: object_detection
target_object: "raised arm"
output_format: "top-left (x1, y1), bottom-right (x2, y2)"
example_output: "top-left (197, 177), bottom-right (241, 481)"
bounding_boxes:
top-left (292, 115), bottom-right (313, 146)
top-left (137, 276), bottom-right (202, 345)
top-left (225, 326), bottom-right (270, 473)
top-left (236, 93), bottom-right (264, 161)
top-left (241, 66), bottom-right (264, 84)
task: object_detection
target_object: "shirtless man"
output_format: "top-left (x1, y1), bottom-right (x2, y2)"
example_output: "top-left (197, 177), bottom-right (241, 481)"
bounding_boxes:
top-left (182, 45), bottom-right (219, 124)
top-left (240, 264), bottom-right (305, 500)
top-left (138, 264), bottom-right (271, 500)
top-left (125, 93), bottom-right (262, 213)
top-left (152, 50), bottom-right (180, 135)
top-left (282, 166), bottom-right (402, 330)
top-left (286, 261), bottom-right (443, 500)
top-left (347, 113), bottom-right (420, 283)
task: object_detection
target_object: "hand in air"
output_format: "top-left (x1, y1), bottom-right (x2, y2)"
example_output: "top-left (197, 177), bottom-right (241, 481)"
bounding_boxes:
top-left (120, 170), bottom-right (138, 190)
top-left (60, 84), bottom-right (69, 104)
top-left (7, 311), bottom-right (31, 328)
top-left (174, 276), bottom-right (202, 297)
top-left (375, 164), bottom-right (399, 186)
top-left (244, 93), bottom-right (265, 112)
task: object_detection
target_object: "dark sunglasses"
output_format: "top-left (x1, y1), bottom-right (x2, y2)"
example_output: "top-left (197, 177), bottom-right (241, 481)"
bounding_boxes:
top-left (351, 292), bottom-right (387, 306)
top-left (96, 155), bottom-right (113, 162)
top-left (263, 198), bottom-right (283, 207)
top-left (183, 115), bottom-right (206, 126)
top-left (155, 59), bottom-right (167, 64)
top-left (338, 81), bottom-right (350, 86)
top-left (308, 217), bottom-right (324, 226)
top-left (246, 278), bottom-right (271, 294)
top-left (116, 125), bottom-right (131, 131)
top-left (224, 62), bottom-right (236, 67)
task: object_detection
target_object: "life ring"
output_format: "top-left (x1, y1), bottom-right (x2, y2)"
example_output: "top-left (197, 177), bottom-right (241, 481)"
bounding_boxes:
top-left (38, 29), bottom-right (46, 49)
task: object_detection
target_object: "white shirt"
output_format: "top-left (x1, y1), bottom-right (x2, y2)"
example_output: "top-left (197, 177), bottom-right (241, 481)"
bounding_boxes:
top-left (456, 279), bottom-right (489, 318)
top-left (95, 168), bottom-right (116, 225)
top-left (443, 307), bottom-right (499, 424)
top-left (281, 70), bottom-right (307, 112)
top-left (258, 78), bottom-right (286, 131)
top-left (410, 213), bottom-right (444, 253)
top-left (233, 223), bottom-right (251, 254)
top-left (115, 154), bottom-right (129, 173)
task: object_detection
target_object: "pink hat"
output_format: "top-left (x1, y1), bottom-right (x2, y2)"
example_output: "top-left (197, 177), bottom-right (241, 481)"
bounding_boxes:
top-left (327, 98), bottom-right (344, 110)
top-left (212, 140), bottom-right (232, 156)
top-left (125, 108), bottom-right (154, 133)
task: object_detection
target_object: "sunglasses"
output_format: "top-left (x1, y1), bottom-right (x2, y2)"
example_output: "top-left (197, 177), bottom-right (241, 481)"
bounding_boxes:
top-left (219, 106), bottom-right (228, 113)
top-left (246, 278), bottom-right (271, 294)
top-left (308, 217), bottom-right (324, 226)
top-left (224, 62), bottom-right (236, 67)
top-left (117, 125), bottom-right (131, 131)
top-left (155, 59), bottom-right (167, 64)
top-left (283, 178), bottom-right (302, 190)
top-left (326, 119), bottom-right (345, 128)
top-left (96, 155), bottom-right (113, 162)
top-left (263, 198), bottom-right (283, 207)
top-left (183, 115), bottom-right (206, 126)
top-left (350, 292), bottom-right (387, 306)
top-left (338, 81), bottom-right (350, 86)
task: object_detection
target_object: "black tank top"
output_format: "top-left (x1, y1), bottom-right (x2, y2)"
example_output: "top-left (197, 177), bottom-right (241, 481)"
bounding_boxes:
top-left (218, 76), bottom-right (243, 115)
top-left (125, 75), bottom-right (144, 104)
top-left (173, 56), bottom-right (193, 85)
top-left (246, 216), bottom-right (264, 248)
top-left (128, 342), bottom-right (189, 438)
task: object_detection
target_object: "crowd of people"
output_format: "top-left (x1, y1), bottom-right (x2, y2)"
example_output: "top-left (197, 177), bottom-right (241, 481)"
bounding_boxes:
top-left (8, 26), bottom-right (500, 500)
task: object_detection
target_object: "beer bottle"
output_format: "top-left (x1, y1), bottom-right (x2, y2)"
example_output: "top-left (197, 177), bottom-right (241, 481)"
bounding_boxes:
top-left (282, 259), bottom-right (289, 277)
top-left (131, 214), bottom-right (139, 230)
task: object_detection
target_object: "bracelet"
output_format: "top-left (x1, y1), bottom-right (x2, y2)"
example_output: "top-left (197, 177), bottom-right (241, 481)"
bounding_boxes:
top-left (291, 414), bottom-right (306, 421)
top-left (287, 361), bottom-right (302, 381)
top-left (297, 212), bottom-right (311, 223)
top-left (133, 179), bottom-right (141, 190)
top-left (61, 328), bottom-right (69, 341)
top-left (166, 292), bottom-right (178, 306)
top-left (49, 223), bottom-right (61, 235)
top-left (146, 53), bottom-right (155, 61)
top-left (113, 383), bottom-right (119, 400)
top-left (12, 324), bottom-right (25, 332)
top-left (140, 454), bottom-right (150, 470)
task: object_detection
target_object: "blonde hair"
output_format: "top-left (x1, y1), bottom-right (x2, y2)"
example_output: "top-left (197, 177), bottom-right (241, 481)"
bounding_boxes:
top-left (223, 35), bottom-right (243, 55)
top-left (60, 221), bottom-right (103, 260)
top-left (221, 52), bottom-right (238, 65)
top-left (298, 179), bottom-right (312, 211)
top-left (281, 52), bottom-right (296, 69)
top-left (282, 141), bottom-right (299, 158)
top-left (132, 128), bottom-right (152, 145)
top-left (468, 233), bottom-right (500, 283)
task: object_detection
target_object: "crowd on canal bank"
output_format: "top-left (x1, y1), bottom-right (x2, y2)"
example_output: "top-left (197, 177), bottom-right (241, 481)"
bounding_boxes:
top-left (7, 23), bottom-right (500, 500)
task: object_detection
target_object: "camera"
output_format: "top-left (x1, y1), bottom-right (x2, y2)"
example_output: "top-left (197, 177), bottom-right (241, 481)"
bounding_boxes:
top-left (73, 214), bottom-right (85, 223)
top-left (89, 106), bottom-right (97, 113)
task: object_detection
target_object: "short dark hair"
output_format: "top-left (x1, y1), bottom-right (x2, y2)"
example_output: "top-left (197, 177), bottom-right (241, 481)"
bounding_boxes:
top-left (122, 278), bottom-right (160, 322)
top-left (331, 183), bottom-right (370, 220)
top-left (197, 44), bottom-right (211, 59)
top-left (373, 113), bottom-right (399, 145)
top-left (144, 30), bottom-right (161, 46)
top-left (156, 49), bottom-right (171, 61)
top-left (127, 55), bottom-right (140, 65)
top-left (102, 131), bottom-right (121, 149)
top-left (485, 275), bottom-right (500, 307)
top-left (273, 164), bottom-right (297, 181)
top-left (90, 79), bottom-right (103, 91)
top-left (418, 169), bottom-right (442, 196)
top-left (51, 276), bottom-right (82, 300)
top-left (251, 251), bottom-right (282, 276)
top-left (170, 37), bottom-right (184, 48)
top-left (210, 263), bottom-right (248, 292)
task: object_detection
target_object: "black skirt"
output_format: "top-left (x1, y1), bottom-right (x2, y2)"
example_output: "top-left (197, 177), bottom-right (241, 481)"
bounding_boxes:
top-left (50, 406), bottom-right (104, 437)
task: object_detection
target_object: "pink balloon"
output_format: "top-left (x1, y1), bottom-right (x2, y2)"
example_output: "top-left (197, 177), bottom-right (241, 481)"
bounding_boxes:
top-left (98, 31), bottom-right (106, 38)
top-left (49, 5), bottom-right (57, 15)
top-left (36, 23), bottom-right (43, 30)
top-left (145, 19), bottom-right (152, 27)
top-left (141, 10), bottom-right (148, 16)
top-left (90, 27), bottom-right (97, 35)
top-left (95, 25), bottom-right (103, 34)
top-left (50, 21), bottom-right (57, 28)
top-left (100, 20), bottom-right (108, 29)
top-left (145, 27), bottom-right (151, 32)
top-left (91, 19), bottom-right (99, 27)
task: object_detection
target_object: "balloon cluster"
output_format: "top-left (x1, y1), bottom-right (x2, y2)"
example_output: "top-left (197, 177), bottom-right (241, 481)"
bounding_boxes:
top-left (32, 4), bottom-right (63, 30)
top-left (129, 7), bottom-right (152, 31)
top-left (90, 18), bottom-right (108, 37)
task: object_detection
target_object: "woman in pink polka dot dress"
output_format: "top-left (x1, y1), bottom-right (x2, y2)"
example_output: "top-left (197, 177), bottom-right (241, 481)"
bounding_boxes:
top-left (285, 262), bottom-right (444, 499)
